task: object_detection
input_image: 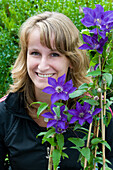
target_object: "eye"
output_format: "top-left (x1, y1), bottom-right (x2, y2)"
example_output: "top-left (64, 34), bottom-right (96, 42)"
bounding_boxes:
top-left (31, 51), bottom-right (40, 56)
top-left (51, 53), bottom-right (60, 57)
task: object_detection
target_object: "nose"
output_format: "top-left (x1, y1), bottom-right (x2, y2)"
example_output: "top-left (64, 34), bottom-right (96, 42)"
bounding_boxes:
top-left (38, 56), bottom-right (49, 71)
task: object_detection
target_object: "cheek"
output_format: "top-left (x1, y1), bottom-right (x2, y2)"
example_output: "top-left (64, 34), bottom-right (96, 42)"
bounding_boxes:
top-left (27, 57), bottom-right (38, 71)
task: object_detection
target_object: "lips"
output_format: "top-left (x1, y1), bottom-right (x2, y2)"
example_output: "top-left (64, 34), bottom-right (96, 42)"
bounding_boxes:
top-left (36, 72), bottom-right (54, 78)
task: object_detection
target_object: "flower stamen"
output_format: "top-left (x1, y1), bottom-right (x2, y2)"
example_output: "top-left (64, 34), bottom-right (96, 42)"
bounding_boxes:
top-left (79, 112), bottom-right (84, 118)
top-left (55, 86), bottom-right (63, 93)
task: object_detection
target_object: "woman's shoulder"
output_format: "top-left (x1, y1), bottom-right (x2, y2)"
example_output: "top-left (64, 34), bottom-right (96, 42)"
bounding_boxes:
top-left (0, 95), bottom-right (8, 118)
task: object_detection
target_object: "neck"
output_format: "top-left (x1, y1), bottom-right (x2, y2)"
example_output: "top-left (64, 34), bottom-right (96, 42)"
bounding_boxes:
top-left (35, 88), bottom-right (51, 105)
top-left (28, 87), bottom-right (52, 127)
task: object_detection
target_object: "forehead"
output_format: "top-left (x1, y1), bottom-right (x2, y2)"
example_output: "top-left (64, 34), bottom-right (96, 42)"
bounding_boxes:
top-left (27, 27), bottom-right (56, 50)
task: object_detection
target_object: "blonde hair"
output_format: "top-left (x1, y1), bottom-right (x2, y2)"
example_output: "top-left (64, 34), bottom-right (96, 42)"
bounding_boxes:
top-left (9, 11), bottom-right (90, 109)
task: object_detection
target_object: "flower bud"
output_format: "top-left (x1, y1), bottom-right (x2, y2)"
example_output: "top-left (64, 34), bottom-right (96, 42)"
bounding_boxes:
top-left (79, 6), bottom-right (83, 13)
top-left (94, 96), bottom-right (99, 101)
top-left (97, 88), bottom-right (101, 93)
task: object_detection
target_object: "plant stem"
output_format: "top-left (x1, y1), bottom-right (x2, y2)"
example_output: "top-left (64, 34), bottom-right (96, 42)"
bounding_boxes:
top-left (84, 122), bottom-right (92, 169)
top-left (48, 145), bottom-right (54, 170)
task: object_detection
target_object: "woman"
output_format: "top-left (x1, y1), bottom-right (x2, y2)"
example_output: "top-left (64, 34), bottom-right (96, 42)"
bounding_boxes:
top-left (0, 11), bottom-right (112, 170)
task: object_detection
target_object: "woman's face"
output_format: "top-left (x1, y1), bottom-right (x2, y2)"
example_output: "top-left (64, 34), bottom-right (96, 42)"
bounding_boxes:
top-left (27, 28), bottom-right (71, 91)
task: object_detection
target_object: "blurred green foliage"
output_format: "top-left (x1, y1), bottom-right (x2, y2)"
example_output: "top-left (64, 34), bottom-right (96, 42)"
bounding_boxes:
top-left (0, 0), bottom-right (113, 97)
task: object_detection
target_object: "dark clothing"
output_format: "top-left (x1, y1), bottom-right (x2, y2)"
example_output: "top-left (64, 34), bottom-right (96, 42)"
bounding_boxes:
top-left (0, 92), bottom-right (113, 170)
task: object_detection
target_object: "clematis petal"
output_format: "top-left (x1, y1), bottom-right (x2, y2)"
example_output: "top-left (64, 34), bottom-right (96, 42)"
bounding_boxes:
top-left (68, 109), bottom-right (77, 116)
top-left (83, 7), bottom-right (94, 15)
top-left (51, 93), bottom-right (61, 104)
top-left (61, 113), bottom-right (67, 121)
top-left (90, 28), bottom-right (98, 34)
top-left (97, 47), bottom-right (103, 54)
top-left (57, 121), bottom-right (66, 129)
top-left (94, 64), bottom-right (99, 70)
top-left (100, 37), bottom-right (108, 46)
top-left (81, 17), bottom-right (95, 27)
top-left (41, 112), bottom-right (54, 119)
top-left (60, 105), bottom-right (65, 113)
top-left (94, 4), bottom-right (104, 18)
top-left (70, 117), bottom-right (78, 124)
top-left (79, 118), bottom-right (85, 126)
top-left (104, 11), bottom-right (113, 22)
top-left (79, 44), bottom-right (92, 50)
top-left (83, 102), bottom-right (91, 112)
top-left (86, 117), bottom-right (93, 124)
top-left (82, 34), bottom-right (94, 45)
top-left (58, 92), bottom-right (69, 101)
top-left (42, 86), bottom-right (55, 94)
top-left (98, 30), bottom-right (106, 39)
top-left (76, 102), bottom-right (83, 113)
top-left (48, 77), bottom-right (57, 87)
top-left (92, 108), bottom-right (102, 116)
top-left (47, 120), bottom-right (57, 128)
top-left (68, 87), bottom-right (77, 94)
top-left (58, 74), bottom-right (66, 85)
top-left (63, 79), bottom-right (73, 91)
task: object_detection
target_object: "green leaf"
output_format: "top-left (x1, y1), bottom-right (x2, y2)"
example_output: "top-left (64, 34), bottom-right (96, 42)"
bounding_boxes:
top-left (74, 123), bottom-right (81, 130)
top-left (101, 141), bottom-right (111, 151)
top-left (86, 69), bottom-right (101, 77)
top-left (61, 152), bottom-right (69, 159)
top-left (91, 138), bottom-right (102, 145)
top-left (44, 137), bottom-right (56, 146)
top-left (103, 112), bottom-right (112, 127)
top-left (56, 134), bottom-right (64, 150)
top-left (42, 129), bottom-right (56, 143)
top-left (81, 147), bottom-right (90, 161)
top-left (68, 137), bottom-right (84, 147)
top-left (101, 168), bottom-right (112, 170)
top-left (92, 138), bottom-right (111, 151)
top-left (54, 103), bottom-right (68, 111)
top-left (52, 149), bottom-right (61, 169)
top-left (110, 97), bottom-right (113, 101)
top-left (69, 89), bottom-right (86, 98)
top-left (103, 73), bottom-right (112, 86)
top-left (78, 83), bottom-right (88, 90)
top-left (83, 99), bottom-right (99, 106)
top-left (53, 106), bottom-right (61, 118)
top-left (70, 146), bottom-right (81, 152)
top-left (37, 102), bottom-right (49, 118)
top-left (36, 132), bottom-right (46, 138)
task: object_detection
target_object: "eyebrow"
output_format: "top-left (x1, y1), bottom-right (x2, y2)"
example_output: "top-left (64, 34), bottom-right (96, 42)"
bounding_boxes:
top-left (28, 47), bottom-right (58, 52)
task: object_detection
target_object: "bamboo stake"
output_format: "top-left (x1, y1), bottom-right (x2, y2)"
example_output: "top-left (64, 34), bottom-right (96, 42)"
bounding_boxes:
top-left (93, 113), bottom-right (100, 170)
top-left (48, 145), bottom-right (54, 170)
top-left (100, 92), bottom-right (105, 170)
top-left (101, 81), bottom-right (106, 170)
top-left (84, 122), bottom-right (93, 169)
top-left (99, 54), bottom-right (106, 170)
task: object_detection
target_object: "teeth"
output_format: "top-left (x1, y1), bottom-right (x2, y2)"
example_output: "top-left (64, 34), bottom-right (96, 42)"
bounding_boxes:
top-left (38, 73), bottom-right (53, 78)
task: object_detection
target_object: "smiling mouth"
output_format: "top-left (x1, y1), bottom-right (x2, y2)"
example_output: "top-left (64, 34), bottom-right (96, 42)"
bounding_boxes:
top-left (36, 73), bottom-right (54, 78)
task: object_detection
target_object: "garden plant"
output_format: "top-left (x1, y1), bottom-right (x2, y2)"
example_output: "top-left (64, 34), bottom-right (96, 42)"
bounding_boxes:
top-left (30, 4), bottom-right (113, 170)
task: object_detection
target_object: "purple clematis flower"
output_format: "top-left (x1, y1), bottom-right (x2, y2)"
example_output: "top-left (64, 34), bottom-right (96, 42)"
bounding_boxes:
top-left (81, 4), bottom-right (113, 29)
top-left (90, 63), bottom-right (99, 72)
top-left (42, 74), bottom-right (77, 103)
top-left (79, 34), bottom-right (108, 54)
top-left (42, 105), bottom-right (68, 133)
top-left (68, 102), bottom-right (101, 126)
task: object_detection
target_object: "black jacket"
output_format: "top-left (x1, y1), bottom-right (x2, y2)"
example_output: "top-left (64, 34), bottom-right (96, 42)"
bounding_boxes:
top-left (0, 92), bottom-right (113, 170)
